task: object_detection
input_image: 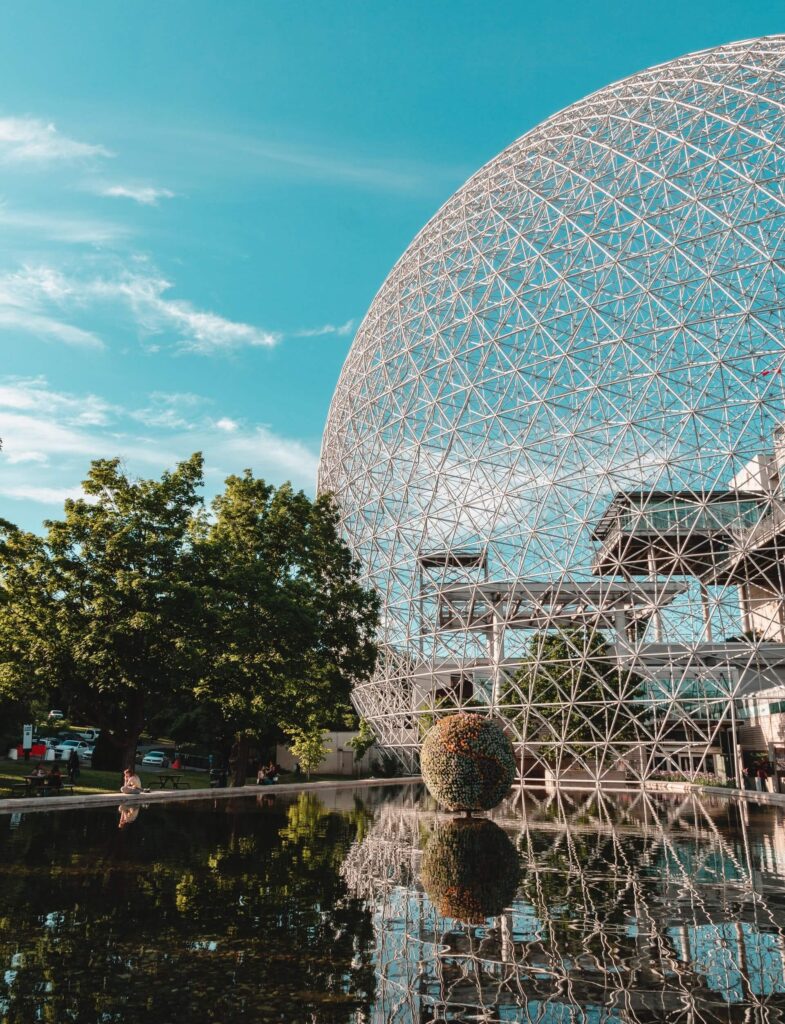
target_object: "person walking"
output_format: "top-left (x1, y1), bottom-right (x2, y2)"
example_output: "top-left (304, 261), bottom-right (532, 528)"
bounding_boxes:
top-left (67, 748), bottom-right (80, 784)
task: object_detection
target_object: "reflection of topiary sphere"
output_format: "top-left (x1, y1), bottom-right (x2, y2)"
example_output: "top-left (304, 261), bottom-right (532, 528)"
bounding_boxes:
top-left (421, 818), bottom-right (519, 923)
top-left (420, 713), bottom-right (515, 811)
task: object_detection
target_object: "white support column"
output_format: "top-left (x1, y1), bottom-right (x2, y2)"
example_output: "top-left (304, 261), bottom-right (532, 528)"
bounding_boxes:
top-left (700, 582), bottom-right (713, 643)
top-left (614, 608), bottom-right (627, 642)
top-left (490, 599), bottom-right (504, 711)
top-left (648, 550), bottom-right (663, 642)
top-left (730, 696), bottom-right (743, 790)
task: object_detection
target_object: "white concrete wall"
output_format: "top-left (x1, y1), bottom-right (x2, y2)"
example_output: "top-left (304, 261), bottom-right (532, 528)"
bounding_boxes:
top-left (275, 730), bottom-right (377, 776)
top-left (743, 584), bottom-right (785, 641)
top-left (730, 453), bottom-right (776, 494)
top-left (740, 713), bottom-right (785, 749)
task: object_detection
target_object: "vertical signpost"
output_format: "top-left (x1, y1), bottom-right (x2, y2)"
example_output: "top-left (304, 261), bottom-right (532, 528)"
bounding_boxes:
top-left (22, 723), bottom-right (33, 763)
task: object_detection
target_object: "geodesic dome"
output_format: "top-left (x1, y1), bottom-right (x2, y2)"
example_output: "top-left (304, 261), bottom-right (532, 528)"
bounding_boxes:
top-left (319, 37), bottom-right (785, 783)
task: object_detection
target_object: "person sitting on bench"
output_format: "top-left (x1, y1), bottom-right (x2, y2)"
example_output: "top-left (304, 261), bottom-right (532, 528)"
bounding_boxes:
top-left (257, 761), bottom-right (279, 785)
top-left (44, 765), bottom-right (63, 791)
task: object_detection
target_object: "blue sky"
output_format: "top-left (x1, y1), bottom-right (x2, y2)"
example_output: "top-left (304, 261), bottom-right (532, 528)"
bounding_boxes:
top-left (0, 0), bottom-right (783, 530)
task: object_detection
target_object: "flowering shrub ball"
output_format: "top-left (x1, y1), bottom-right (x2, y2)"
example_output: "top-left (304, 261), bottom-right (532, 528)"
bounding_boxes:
top-left (420, 818), bottom-right (519, 923)
top-left (420, 713), bottom-right (516, 811)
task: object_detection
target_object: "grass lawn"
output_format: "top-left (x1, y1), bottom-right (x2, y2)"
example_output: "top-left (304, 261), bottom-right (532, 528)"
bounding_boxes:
top-left (0, 759), bottom-right (382, 800)
top-left (0, 759), bottom-right (211, 798)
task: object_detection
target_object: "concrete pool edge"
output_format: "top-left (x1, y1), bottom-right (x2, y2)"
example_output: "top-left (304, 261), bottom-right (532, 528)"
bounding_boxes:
top-left (0, 774), bottom-right (423, 815)
top-left (514, 779), bottom-right (785, 807)
top-left (5, 774), bottom-right (785, 817)
top-left (645, 779), bottom-right (785, 806)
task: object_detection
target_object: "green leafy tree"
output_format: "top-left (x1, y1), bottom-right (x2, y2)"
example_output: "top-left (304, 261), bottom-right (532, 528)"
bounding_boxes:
top-left (194, 473), bottom-right (379, 785)
top-left (0, 522), bottom-right (65, 722)
top-left (347, 717), bottom-right (376, 763)
top-left (0, 456), bottom-right (204, 769)
top-left (501, 628), bottom-right (640, 762)
top-left (287, 725), bottom-right (331, 779)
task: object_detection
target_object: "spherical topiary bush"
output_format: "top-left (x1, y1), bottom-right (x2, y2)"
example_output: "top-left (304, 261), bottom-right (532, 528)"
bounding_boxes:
top-left (420, 713), bottom-right (516, 812)
top-left (420, 818), bottom-right (519, 923)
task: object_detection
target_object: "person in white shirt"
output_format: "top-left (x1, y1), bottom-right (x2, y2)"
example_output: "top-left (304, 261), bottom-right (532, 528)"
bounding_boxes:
top-left (120, 768), bottom-right (144, 794)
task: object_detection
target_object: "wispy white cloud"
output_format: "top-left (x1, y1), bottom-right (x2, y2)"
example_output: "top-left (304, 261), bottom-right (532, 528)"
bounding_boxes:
top-left (0, 307), bottom-right (103, 349)
top-left (0, 266), bottom-right (74, 305)
top-left (0, 205), bottom-right (130, 244)
top-left (0, 378), bottom-right (319, 512)
top-left (88, 274), bottom-right (281, 353)
top-left (4, 450), bottom-right (48, 466)
top-left (0, 265), bottom-right (279, 354)
top-left (0, 264), bottom-right (350, 356)
top-left (293, 319), bottom-right (355, 339)
top-left (175, 128), bottom-right (468, 194)
top-left (97, 183), bottom-right (175, 205)
top-left (0, 269), bottom-right (105, 347)
top-left (0, 377), bottom-right (115, 424)
top-left (2, 484), bottom-right (89, 504)
top-left (0, 117), bottom-right (110, 164)
top-left (130, 391), bottom-right (207, 429)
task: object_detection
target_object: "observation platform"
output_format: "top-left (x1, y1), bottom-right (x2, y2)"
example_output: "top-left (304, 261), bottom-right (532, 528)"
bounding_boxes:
top-left (591, 490), bottom-right (765, 580)
top-left (428, 578), bottom-right (686, 633)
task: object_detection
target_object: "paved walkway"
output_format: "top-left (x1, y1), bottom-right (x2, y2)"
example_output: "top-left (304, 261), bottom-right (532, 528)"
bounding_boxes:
top-left (0, 775), bottom-right (422, 815)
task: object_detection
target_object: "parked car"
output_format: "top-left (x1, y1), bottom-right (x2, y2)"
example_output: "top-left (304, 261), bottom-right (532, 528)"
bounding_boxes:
top-left (55, 739), bottom-right (93, 761)
top-left (141, 750), bottom-right (170, 768)
top-left (48, 709), bottom-right (64, 720)
top-left (78, 728), bottom-right (101, 742)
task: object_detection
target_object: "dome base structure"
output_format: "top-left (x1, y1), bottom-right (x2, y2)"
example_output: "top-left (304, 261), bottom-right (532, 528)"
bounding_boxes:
top-left (320, 37), bottom-right (785, 787)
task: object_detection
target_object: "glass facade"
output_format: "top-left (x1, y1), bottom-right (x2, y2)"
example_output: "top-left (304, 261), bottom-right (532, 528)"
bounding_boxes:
top-left (614, 498), bottom-right (765, 537)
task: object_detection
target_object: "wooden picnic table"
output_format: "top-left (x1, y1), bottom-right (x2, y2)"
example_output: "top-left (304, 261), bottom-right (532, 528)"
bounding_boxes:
top-left (11, 775), bottom-right (74, 797)
top-left (157, 772), bottom-right (190, 789)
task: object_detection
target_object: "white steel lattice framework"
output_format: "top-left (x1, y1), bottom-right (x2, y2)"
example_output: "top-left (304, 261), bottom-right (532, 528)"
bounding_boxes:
top-left (319, 37), bottom-right (785, 784)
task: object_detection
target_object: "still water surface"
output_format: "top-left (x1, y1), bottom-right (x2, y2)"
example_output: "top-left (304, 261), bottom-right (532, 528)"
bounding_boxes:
top-left (2, 785), bottom-right (785, 1023)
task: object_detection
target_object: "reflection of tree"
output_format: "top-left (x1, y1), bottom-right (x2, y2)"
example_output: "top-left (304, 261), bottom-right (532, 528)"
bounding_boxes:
top-left (0, 794), bottom-right (376, 1023)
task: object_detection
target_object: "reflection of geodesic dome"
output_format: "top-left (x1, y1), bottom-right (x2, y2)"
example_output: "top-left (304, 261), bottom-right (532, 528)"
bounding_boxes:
top-left (341, 790), bottom-right (785, 1023)
top-left (319, 37), bottom-right (785, 782)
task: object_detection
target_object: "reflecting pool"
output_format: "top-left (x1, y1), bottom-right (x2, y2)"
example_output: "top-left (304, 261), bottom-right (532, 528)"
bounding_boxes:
top-left (2, 786), bottom-right (785, 1023)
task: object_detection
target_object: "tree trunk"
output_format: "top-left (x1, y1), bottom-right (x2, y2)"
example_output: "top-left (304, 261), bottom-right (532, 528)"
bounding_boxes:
top-left (120, 734), bottom-right (139, 772)
top-left (92, 730), bottom-right (137, 772)
top-left (121, 693), bottom-right (145, 772)
top-left (231, 733), bottom-right (251, 787)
